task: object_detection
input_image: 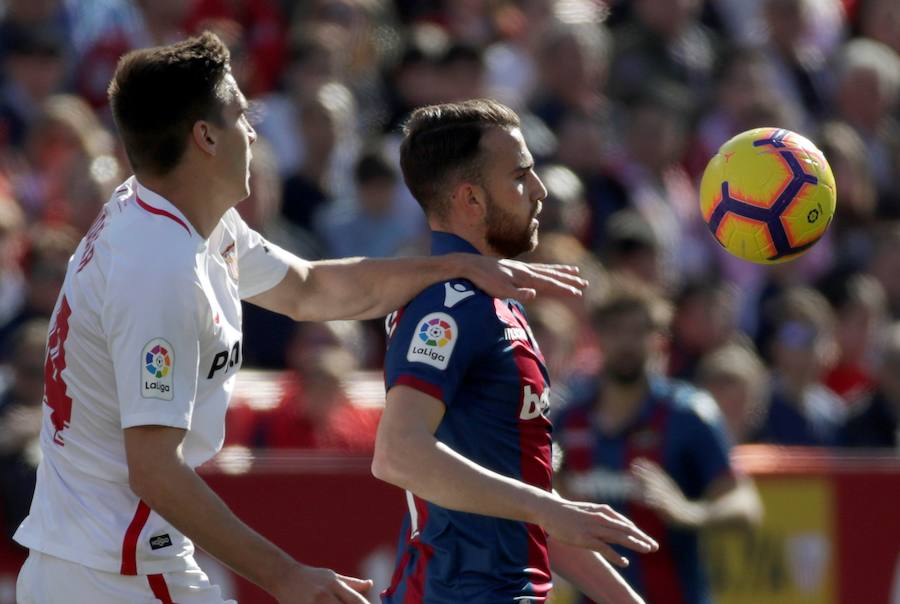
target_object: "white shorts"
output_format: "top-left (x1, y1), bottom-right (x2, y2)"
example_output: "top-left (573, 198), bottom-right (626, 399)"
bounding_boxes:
top-left (16, 550), bottom-right (237, 604)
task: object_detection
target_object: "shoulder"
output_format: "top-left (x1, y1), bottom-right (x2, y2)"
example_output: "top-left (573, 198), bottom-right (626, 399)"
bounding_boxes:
top-left (659, 378), bottom-right (726, 430)
top-left (400, 278), bottom-right (498, 324)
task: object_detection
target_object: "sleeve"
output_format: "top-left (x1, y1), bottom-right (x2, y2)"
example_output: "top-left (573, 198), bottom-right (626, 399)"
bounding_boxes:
top-left (103, 257), bottom-right (203, 430)
top-left (229, 209), bottom-right (292, 299)
top-left (384, 285), bottom-right (494, 406)
top-left (682, 390), bottom-right (735, 493)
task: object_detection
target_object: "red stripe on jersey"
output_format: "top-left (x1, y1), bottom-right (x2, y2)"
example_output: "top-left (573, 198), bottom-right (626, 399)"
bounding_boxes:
top-left (45, 296), bottom-right (73, 446)
top-left (394, 375), bottom-right (443, 401)
top-left (381, 548), bottom-right (412, 600)
top-left (121, 501), bottom-right (151, 575)
top-left (147, 574), bottom-right (174, 604)
top-left (136, 195), bottom-right (191, 236)
top-left (403, 496), bottom-right (434, 604)
top-left (559, 407), bottom-right (593, 472)
top-left (623, 404), bottom-right (686, 604)
top-left (505, 301), bottom-right (553, 598)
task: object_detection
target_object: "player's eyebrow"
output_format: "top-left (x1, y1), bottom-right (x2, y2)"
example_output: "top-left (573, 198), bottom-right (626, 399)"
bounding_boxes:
top-left (511, 161), bottom-right (534, 174)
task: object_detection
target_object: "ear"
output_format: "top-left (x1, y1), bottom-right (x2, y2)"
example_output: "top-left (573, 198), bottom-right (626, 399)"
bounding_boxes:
top-left (192, 121), bottom-right (217, 157)
top-left (450, 180), bottom-right (487, 224)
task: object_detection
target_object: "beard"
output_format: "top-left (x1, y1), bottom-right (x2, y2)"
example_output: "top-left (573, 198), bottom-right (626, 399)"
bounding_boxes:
top-left (604, 355), bottom-right (647, 385)
top-left (484, 192), bottom-right (539, 258)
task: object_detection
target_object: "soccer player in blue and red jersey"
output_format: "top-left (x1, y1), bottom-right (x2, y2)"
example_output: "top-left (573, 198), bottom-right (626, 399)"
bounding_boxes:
top-left (555, 278), bottom-right (763, 604)
top-left (373, 99), bottom-right (658, 604)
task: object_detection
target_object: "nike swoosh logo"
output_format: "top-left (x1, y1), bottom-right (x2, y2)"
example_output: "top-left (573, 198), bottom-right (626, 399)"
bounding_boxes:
top-left (444, 282), bottom-right (475, 308)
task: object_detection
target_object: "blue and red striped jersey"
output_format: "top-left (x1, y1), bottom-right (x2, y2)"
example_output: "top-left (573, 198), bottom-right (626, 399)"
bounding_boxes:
top-left (555, 377), bottom-right (734, 604)
top-left (382, 231), bottom-right (553, 604)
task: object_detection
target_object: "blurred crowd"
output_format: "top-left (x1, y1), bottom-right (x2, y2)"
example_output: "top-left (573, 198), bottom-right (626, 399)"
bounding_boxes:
top-left (0, 0), bottom-right (899, 539)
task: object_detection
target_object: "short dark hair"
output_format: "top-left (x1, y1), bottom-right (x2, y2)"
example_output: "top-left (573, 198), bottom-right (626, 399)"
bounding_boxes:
top-left (591, 275), bottom-right (672, 333)
top-left (399, 98), bottom-right (520, 218)
top-left (355, 148), bottom-right (397, 185)
top-left (108, 32), bottom-right (232, 176)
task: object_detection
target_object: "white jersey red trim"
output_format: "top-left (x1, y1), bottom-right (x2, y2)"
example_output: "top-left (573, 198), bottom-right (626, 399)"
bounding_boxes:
top-left (14, 177), bottom-right (292, 574)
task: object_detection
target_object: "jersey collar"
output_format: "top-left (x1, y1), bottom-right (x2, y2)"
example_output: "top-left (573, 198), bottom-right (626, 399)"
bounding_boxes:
top-left (134, 178), bottom-right (196, 239)
top-left (430, 231), bottom-right (481, 256)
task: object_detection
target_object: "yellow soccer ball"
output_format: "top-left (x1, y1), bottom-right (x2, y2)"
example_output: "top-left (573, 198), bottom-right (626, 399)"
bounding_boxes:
top-left (699, 127), bottom-right (836, 264)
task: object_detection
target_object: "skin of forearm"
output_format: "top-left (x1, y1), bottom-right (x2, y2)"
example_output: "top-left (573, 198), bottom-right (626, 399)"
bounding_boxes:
top-left (674, 480), bottom-right (763, 530)
top-left (301, 255), bottom-right (461, 321)
top-left (695, 480), bottom-right (763, 529)
top-left (372, 431), bottom-right (556, 526)
top-left (132, 459), bottom-right (297, 594)
top-left (549, 537), bottom-right (643, 604)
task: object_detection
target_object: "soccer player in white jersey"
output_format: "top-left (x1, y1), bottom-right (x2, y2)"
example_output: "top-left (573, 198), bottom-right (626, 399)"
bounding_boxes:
top-left (12, 33), bottom-right (587, 604)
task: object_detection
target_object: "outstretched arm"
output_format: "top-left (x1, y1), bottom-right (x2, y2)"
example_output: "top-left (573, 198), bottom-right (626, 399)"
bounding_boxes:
top-left (549, 536), bottom-right (645, 604)
top-left (372, 385), bottom-right (658, 567)
top-left (125, 426), bottom-right (371, 603)
top-left (247, 254), bottom-right (587, 322)
top-left (631, 459), bottom-right (762, 530)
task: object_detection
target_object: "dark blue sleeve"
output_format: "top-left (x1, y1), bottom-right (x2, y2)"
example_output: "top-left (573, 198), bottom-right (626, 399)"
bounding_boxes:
top-left (679, 391), bottom-right (735, 495)
top-left (384, 282), bottom-right (495, 405)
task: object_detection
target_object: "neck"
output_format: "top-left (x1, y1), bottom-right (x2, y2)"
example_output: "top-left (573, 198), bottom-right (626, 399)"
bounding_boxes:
top-left (138, 167), bottom-right (231, 239)
top-left (428, 218), bottom-right (499, 258)
top-left (595, 374), bottom-right (649, 433)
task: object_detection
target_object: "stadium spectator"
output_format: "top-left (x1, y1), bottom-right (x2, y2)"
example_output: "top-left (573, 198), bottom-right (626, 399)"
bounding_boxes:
top-left (317, 145), bottom-right (427, 259)
top-left (842, 321), bottom-right (900, 449)
top-left (756, 287), bottom-right (847, 446)
top-left (818, 120), bottom-right (879, 269)
top-left (0, 224), bottom-right (76, 358)
top-left (228, 324), bottom-right (379, 453)
top-left (759, 0), bottom-right (831, 127)
top-left (534, 163), bottom-right (591, 243)
top-left (832, 38), bottom-right (900, 214)
top-left (820, 272), bottom-right (886, 405)
top-left (0, 24), bottom-right (66, 150)
top-left (697, 342), bottom-right (770, 444)
top-left (607, 0), bottom-right (720, 107)
top-left (615, 89), bottom-right (710, 283)
top-left (668, 279), bottom-right (741, 381)
top-left (857, 0), bottom-right (900, 55)
top-left (600, 209), bottom-right (664, 291)
top-left (0, 199), bottom-right (27, 345)
top-left (530, 20), bottom-right (612, 131)
top-left (867, 223), bottom-right (900, 319)
top-left (184, 0), bottom-right (287, 98)
top-left (0, 319), bottom-right (46, 541)
top-left (556, 276), bottom-right (762, 604)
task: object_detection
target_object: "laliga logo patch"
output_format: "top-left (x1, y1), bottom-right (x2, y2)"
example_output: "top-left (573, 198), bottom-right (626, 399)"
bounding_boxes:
top-left (142, 338), bottom-right (174, 400)
top-left (407, 312), bottom-right (458, 370)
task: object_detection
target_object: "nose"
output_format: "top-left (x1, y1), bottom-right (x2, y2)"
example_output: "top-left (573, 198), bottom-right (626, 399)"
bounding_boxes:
top-left (248, 123), bottom-right (258, 146)
top-left (533, 173), bottom-right (548, 204)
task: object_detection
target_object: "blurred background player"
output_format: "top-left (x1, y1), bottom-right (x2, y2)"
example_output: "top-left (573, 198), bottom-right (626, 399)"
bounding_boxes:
top-left (374, 99), bottom-right (656, 604)
top-left (555, 276), bottom-right (762, 604)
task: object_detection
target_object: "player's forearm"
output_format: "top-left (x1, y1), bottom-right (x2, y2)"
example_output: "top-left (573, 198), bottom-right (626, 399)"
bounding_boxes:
top-left (548, 537), bottom-right (645, 604)
top-left (297, 255), bottom-right (464, 321)
top-left (130, 459), bottom-right (297, 595)
top-left (696, 478), bottom-right (763, 529)
top-left (372, 430), bottom-right (557, 526)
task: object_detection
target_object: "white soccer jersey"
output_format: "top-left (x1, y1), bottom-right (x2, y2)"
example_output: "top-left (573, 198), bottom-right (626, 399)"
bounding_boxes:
top-left (14, 177), bottom-right (292, 575)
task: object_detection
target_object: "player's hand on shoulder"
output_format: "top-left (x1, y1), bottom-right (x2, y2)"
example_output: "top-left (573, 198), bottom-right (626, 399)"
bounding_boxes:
top-left (538, 496), bottom-right (658, 568)
top-left (275, 565), bottom-right (372, 604)
top-left (454, 253), bottom-right (587, 301)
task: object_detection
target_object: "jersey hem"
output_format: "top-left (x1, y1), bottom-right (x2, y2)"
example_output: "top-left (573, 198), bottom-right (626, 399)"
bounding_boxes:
top-left (121, 412), bottom-right (191, 430)
top-left (13, 534), bottom-right (194, 575)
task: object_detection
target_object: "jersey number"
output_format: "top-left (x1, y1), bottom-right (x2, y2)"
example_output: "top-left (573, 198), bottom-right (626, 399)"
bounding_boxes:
top-left (45, 296), bottom-right (73, 446)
